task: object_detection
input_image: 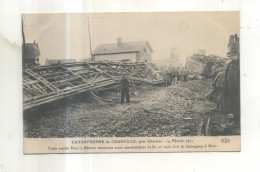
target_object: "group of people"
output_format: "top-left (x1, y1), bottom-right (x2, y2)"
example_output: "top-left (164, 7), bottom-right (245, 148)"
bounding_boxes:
top-left (164, 67), bottom-right (189, 86)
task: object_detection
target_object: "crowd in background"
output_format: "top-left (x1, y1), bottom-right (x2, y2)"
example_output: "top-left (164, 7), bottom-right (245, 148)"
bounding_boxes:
top-left (162, 66), bottom-right (190, 86)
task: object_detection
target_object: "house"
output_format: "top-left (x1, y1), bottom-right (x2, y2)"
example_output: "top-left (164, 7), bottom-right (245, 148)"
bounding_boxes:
top-left (45, 58), bottom-right (77, 65)
top-left (22, 41), bottom-right (40, 67)
top-left (23, 42), bottom-right (40, 59)
top-left (92, 38), bottom-right (153, 62)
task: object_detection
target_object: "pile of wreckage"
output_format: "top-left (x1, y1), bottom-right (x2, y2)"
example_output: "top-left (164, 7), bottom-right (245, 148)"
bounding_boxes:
top-left (186, 53), bottom-right (228, 78)
top-left (23, 61), bottom-right (164, 110)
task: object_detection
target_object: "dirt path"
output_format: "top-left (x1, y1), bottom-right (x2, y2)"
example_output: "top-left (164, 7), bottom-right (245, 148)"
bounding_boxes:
top-left (24, 79), bottom-right (226, 138)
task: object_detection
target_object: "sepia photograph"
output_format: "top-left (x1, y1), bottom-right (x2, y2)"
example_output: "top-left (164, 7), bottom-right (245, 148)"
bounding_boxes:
top-left (3, 0), bottom-right (260, 169)
top-left (22, 12), bottom-right (240, 153)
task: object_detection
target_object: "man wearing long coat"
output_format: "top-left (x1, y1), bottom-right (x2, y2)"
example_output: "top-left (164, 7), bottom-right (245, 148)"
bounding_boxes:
top-left (121, 75), bottom-right (130, 104)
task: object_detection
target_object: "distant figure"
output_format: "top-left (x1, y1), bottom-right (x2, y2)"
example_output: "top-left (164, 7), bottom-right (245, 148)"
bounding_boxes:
top-left (164, 70), bottom-right (171, 86)
top-left (184, 67), bottom-right (189, 82)
top-left (176, 67), bottom-right (180, 81)
top-left (172, 67), bottom-right (178, 85)
top-left (121, 74), bottom-right (130, 104)
top-left (179, 67), bottom-right (185, 82)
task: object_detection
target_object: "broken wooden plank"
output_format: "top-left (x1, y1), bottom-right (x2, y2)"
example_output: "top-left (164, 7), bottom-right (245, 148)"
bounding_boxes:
top-left (25, 69), bottom-right (60, 92)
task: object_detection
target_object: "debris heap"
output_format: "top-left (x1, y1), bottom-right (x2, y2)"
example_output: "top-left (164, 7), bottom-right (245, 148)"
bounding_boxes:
top-left (186, 54), bottom-right (227, 76)
top-left (23, 61), bottom-right (163, 110)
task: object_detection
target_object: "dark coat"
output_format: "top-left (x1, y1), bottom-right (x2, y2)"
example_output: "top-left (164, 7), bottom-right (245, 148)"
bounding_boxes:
top-left (121, 76), bottom-right (129, 89)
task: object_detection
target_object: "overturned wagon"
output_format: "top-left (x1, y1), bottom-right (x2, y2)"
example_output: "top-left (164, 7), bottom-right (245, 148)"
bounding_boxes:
top-left (23, 61), bottom-right (163, 110)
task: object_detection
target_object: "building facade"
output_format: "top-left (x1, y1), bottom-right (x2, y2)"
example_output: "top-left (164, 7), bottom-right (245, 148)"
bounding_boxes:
top-left (93, 38), bottom-right (153, 63)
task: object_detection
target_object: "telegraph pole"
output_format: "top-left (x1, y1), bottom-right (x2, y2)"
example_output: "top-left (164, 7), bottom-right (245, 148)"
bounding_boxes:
top-left (22, 16), bottom-right (26, 67)
top-left (87, 16), bottom-right (93, 61)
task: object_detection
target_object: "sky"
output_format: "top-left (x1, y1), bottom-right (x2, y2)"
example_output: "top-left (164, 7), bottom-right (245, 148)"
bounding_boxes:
top-left (23, 12), bottom-right (239, 65)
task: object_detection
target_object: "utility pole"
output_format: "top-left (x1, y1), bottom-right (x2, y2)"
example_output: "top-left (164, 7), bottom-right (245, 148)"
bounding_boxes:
top-left (22, 16), bottom-right (26, 67)
top-left (22, 17), bottom-right (26, 44)
top-left (87, 16), bottom-right (93, 61)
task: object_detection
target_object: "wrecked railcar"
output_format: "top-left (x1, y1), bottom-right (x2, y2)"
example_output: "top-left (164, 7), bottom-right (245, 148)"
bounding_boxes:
top-left (23, 62), bottom-right (164, 110)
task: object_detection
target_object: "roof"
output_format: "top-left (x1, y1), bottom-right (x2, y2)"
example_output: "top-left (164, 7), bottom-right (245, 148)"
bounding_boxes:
top-left (23, 43), bottom-right (40, 59)
top-left (93, 41), bottom-right (153, 55)
top-left (45, 59), bottom-right (77, 65)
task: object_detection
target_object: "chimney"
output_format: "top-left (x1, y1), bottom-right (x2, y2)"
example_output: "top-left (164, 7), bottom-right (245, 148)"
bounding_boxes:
top-left (117, 38), bottom-right (122, 46)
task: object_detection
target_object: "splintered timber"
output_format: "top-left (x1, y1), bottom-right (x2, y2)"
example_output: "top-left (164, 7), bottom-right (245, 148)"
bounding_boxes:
top-left (23, 62), bottom-right (163, 110)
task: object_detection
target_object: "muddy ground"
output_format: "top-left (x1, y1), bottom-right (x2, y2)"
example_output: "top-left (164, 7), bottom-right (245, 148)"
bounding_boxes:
top-left (24, 79), bottom-right (237, 138)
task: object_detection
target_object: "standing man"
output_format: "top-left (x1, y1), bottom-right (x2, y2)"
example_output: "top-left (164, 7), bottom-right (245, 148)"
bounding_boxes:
top-left (184, 67), bottom-right (189, 82)
top-left (121, 74), bottom-right (130, 104)
top-left (176, 67), bottom-right (180, 82)
top-left (179, 67), bottom-right (184, 82)
top-left (172, 67), bottom-right (177, 85)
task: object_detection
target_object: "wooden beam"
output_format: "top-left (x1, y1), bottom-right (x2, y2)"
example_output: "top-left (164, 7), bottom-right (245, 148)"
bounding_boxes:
top-left (25, 69), bottom-right (60, 92)
top-left (60, 65), bottom-right (93, 85)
